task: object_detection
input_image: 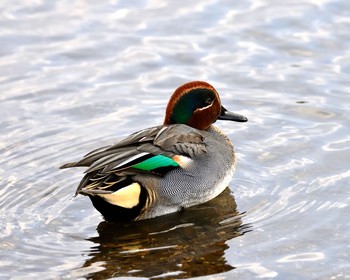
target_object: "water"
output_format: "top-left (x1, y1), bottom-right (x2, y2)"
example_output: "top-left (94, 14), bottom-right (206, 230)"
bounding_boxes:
top-left (1, 0), bottom-right (350, 279)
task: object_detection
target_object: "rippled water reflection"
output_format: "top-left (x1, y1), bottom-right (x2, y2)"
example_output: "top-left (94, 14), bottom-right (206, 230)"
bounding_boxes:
top-left (1, 0), bottom-right (350, 279)
top-left (79, 189), bottom-right (250, 279)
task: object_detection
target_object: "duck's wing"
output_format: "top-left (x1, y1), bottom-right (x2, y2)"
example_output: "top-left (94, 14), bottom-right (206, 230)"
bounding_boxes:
top-left (60, 125), bottom-right (163, 169)
top-left (60, 124), bottom-right (207, 195)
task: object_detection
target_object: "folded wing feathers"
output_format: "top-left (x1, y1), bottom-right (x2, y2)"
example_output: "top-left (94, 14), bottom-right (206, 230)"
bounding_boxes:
top-left (62, 124), bottom-right (212, 196)
top-left (154, 126), bottom-right (207, 157)
top-left (85, 150), bottom-right (141, 173)
top-left (64, 125), bottom-right (207, 191)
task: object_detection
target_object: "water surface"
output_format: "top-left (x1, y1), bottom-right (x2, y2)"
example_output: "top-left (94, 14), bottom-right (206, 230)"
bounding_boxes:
top-left (1, 0), bottom-right (350, 279)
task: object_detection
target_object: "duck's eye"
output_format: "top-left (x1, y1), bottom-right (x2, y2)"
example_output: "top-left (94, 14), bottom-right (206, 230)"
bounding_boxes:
top-left (205, 97), bottom-right (213, 105)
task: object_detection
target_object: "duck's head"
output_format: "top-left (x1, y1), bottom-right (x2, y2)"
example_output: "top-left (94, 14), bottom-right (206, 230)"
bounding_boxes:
top-left (164, 81), bottom-right (248, 130)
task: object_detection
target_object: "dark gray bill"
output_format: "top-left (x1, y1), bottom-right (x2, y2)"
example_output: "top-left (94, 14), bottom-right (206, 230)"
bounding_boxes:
top-left (218, 106), bottom-right (248, 122)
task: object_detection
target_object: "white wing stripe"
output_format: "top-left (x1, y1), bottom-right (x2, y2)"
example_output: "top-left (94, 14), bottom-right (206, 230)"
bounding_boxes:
top-left (115, 152), bottom-right (150, 169)
top-left (154, 126), bottom-right (168, 142)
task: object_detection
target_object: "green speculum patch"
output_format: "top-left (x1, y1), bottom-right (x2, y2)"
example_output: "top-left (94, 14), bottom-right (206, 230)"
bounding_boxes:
top-left (132, 154), bottom-right (179, 171)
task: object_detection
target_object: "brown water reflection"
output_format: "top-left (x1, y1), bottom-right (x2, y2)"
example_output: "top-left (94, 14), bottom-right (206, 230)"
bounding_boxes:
top-left (82, 188), bottom-right (251, 279)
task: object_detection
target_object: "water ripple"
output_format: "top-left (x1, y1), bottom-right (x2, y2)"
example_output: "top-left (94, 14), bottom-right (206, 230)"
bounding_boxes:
top-left (1, 0), bottom-right (350, 279)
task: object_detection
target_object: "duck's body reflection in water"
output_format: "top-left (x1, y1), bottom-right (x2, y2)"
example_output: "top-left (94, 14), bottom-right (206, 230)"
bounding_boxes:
top-left (81, 188), bottom-right (251, 279)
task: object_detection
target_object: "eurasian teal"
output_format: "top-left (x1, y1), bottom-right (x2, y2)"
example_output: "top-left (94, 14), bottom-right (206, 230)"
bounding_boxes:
top-left (60, 81), bottom-right (247, 222)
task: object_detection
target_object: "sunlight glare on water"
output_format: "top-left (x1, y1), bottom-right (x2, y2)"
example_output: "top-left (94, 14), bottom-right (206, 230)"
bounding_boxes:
top-left (0, 0), bottom-right (350, 279)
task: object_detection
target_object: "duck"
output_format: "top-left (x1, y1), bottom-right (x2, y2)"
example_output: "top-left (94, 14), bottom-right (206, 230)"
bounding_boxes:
top-left (60, 81), bottom-right (247, 222)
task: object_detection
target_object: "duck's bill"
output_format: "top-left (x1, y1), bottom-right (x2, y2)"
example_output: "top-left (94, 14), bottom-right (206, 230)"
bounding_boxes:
top-left (218, 106), bottom-right (248, 122)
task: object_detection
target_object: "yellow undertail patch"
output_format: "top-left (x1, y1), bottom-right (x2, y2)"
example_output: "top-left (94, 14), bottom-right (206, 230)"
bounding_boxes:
top-left (99, 182), bottom-right (141, 209)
